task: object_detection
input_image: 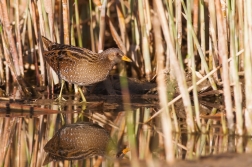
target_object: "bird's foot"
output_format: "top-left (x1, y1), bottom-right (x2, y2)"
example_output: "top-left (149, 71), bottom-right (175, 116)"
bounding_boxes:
top-left (79, 99), bottom-right (87, 103)
top-left (54, 96), bottom-right (67, 102)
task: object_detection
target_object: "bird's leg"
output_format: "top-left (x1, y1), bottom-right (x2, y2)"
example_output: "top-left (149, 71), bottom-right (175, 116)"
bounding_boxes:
top-left (54, 80), bottom-right (67, 102)
top-left (78, 86), bottom-right (86, 103)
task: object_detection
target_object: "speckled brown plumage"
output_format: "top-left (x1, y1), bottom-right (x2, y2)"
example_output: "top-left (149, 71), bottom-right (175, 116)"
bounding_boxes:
top-left (43, 122), bottom-right (111, 165)
top-left (42, 36), bottom-right (132, 101)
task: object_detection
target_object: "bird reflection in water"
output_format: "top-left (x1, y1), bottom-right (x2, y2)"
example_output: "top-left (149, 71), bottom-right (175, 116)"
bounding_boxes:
top-left (43, 122), bottom-right (128, 165)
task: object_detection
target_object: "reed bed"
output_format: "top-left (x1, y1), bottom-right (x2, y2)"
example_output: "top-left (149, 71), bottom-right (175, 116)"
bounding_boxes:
top-left (0, 0), bottom-right (251, 166)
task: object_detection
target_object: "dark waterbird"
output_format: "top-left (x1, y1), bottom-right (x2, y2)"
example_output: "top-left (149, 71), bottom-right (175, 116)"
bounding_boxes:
top-left (43, 122), bottom-right (128, 165)
top-left (42, 36), bottom-right (132, 102)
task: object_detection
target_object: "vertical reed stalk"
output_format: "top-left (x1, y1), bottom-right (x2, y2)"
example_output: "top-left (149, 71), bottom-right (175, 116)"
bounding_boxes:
top-left (129, 1), bottom-right (142, 79)
top-left (0, 0), bottom-right (21, 77)
top-left (75, 0), bottom-right (83, 47)
top-left (62, 0), bottom-right (70, 44)
top-left (186, 134), bottom-right (195, 159)
top-left (237, 1), bottom-right (244, 71)
top-left (108, 16), bottom-right (126, 53)
top-left (30, 120), bottom-right (39, 167)
top-left (187, 0), bottom-right (201, 130)
top-left (196, 133), bottom-right (207, 157)
top-left (98, 0), bottom-right (107, 52)
top-left (89, 0), bottom-right (95, 51)
top-left (153, 1), bottom-right (174, 162)
top-left (156, 0), bottom-right (194, 132)
top-left (15, 0), bottom-right (24, 76)
top-left (116, 3), bottom-right (126, 45)
top-left (38, 1), bottom-right (49, 86)
top-left (193, 0), bottom-right (199, 35)
top-left (208, 0), bottom-right (219, 79)
top-left (200, 0), bottom-right (205, 73)
top-left (2, 35), bottom-right (17, 92)
top-left (175, 0), bottom-right (183, 69)
top-left (0, 47), bottom-right (4, 87)
top-left (215, 0), bottom-right (234, 134)
top-left (61, 0), bottom-right (71, 105)
top-left (171, 104), bottom-right (180, 132)
top-left (165, 1), bottom-right (181, 73)
top-left (125, 108), bottom-right (139, 166)
top-left (181, 1), bottom-right (217, 90)
top-left (244, 0), bottom-right (252, 135)
top-left (176, 0), bottom-right (182, 47)
top-left (138, 0), bottom-right (151, 81)
top-left (166, 1), bottom-right (175, 43)
top-left (227, 0), bottom-right (243, 135)
top-left (206, 108), bottom-right (217, 131)
top-left (15, 118), bottom-right (22, 167)
top-left (0, 0), bottom-right (30, 97)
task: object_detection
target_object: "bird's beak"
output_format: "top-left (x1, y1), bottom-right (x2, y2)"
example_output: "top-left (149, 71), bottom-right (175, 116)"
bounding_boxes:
top-left (116, 147), bottom-right (130, 158)
top-left (122, 55), bottom-right (132, 62)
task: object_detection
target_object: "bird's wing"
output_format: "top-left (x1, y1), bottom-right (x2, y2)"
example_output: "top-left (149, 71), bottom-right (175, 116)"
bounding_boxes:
top-left (43, 46), bottom-right (99, 64)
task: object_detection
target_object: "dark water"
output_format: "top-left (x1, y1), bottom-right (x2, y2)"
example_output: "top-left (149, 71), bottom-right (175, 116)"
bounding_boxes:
top-left (0, 96), bottom-right (252, 167)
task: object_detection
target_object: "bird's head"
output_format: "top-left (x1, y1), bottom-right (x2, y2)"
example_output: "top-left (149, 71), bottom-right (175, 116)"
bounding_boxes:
top-left (102, 48), bottom-right (132, 64)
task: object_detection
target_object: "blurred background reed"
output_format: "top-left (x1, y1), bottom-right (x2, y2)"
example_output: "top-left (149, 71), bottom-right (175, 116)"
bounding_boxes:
top-left (0, 0), bottom-right (252, 166)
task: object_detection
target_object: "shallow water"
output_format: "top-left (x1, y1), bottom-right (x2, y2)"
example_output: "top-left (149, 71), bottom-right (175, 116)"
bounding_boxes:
top-left (0, 96), bottom-right (251, 167)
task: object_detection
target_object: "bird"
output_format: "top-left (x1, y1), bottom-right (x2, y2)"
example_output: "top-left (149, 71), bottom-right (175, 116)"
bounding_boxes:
top-left (43, 122), bottom-right (129, 165)
top-left (41, 36), bottom-right (132, 102)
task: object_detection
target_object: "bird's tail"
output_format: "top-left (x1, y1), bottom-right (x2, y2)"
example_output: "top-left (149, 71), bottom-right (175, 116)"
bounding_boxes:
top-left (41, 36), bottom-right (55, 51)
